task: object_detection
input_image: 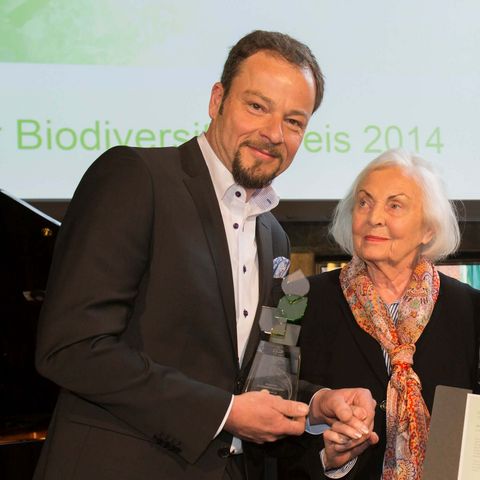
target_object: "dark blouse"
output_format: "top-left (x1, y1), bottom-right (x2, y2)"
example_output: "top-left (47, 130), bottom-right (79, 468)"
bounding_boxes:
top-left (278, 269), bottom-right (480, 480)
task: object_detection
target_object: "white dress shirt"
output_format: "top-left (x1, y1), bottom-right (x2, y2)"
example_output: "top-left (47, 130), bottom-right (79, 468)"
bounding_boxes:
top-left (197, 134), bottom-right (279, 453)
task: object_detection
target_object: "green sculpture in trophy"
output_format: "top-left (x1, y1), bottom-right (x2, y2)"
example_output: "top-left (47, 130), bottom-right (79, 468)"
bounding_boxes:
top-left (244, 270), bottom-right (309, 400)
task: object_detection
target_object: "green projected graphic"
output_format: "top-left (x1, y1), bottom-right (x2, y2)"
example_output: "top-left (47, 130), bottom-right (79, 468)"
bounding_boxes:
top-left (1, 0), bottom-right (479, 199)
top-left (0, 0), bottom-right (181, 65)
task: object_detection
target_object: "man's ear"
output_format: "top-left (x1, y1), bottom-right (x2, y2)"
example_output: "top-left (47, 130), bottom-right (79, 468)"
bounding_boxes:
top-left (208, 82), bottom-right (224, 120)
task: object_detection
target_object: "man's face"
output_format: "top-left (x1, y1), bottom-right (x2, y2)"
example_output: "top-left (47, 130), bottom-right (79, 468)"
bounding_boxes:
top-left (206, 51), bottom-right (316, 191)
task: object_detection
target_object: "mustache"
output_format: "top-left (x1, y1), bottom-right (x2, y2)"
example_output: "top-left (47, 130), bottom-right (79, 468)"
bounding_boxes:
top-left (241, 141), bottom-right (283, 159)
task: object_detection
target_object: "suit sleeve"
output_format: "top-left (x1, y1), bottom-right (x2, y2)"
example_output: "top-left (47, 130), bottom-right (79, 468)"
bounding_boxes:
top-left (35, 146), bottom-right (231, 463)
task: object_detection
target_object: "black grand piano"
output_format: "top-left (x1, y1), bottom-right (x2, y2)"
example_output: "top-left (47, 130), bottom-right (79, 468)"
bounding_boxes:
top-left (0, 190), bottom-right (61, 479)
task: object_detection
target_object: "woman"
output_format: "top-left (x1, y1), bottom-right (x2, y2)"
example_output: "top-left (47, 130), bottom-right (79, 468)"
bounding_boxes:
top-left (282, 149), bottom-right (480, 479)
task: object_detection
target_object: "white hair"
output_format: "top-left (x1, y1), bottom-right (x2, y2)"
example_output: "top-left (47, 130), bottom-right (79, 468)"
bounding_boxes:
top-left (330, 148), bottom-right (460, 262)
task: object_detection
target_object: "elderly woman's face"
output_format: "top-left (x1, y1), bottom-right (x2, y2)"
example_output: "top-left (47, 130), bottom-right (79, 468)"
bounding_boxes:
top-left (352, 166), bottom-right (433, 269)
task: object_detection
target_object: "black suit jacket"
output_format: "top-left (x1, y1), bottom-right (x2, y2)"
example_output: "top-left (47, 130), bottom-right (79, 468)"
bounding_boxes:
top-left (34, 138), bottom-right (290, 480)
top-left (279, 268), bottom-right (480, 480)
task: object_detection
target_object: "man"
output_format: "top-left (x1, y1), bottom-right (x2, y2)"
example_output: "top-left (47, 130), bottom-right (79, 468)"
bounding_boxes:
top-left (34, 31), bottom-right (375, 480)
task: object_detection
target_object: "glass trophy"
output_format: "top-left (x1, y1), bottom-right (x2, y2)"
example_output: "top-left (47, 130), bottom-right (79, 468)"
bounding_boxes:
top-left (244, 270), bottom-right (309, 400)
top-left (243, 340), bottom-right (300, 400)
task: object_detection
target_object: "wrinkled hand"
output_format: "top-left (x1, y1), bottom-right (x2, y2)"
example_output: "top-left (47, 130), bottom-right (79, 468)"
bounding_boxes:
top-left (310, 388), bottom-right (377, 440)
top-left (323, 414), bottom-right (379, 469)
top-left (224, 390), bottom-right (309, 443)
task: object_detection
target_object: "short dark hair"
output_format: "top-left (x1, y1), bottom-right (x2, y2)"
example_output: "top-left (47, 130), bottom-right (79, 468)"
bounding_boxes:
top-left (220, 30), bottom-right (324, 113)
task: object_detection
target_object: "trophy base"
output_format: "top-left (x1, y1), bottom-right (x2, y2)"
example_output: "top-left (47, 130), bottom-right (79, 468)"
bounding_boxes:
top-left (244, 340), bottom-right (300, 400)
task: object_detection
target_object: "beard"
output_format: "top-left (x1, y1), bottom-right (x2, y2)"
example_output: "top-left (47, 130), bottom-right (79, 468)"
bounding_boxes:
top-left (231, 141), bottom-right (284, 189)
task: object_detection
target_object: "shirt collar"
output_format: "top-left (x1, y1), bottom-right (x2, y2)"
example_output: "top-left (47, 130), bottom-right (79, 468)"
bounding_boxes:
top-left (196, 133), bottom-right (279, 214)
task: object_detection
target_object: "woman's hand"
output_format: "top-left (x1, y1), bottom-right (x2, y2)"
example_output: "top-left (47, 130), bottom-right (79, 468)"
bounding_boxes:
top-left (322, 413), bottom-right (379, 470)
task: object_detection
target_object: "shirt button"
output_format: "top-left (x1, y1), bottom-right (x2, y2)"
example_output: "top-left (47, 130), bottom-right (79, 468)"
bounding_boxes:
top-left (218, 447), bottom-right (230, 458)
top-left (243, 309), bottom-right (248, 317)
top-left (233, 223), bottom-right (239, 229)
top-left (243, 265), bottom-right (247, 273)
top-left (235, 191), bottom-right (241, 197)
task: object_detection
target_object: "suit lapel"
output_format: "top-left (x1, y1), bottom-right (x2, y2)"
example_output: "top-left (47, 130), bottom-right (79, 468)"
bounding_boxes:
top-left (256, 214), bottom-right (274, 308)
top-left (179, 139), bottom-right (238, 361)
top-left (241, 215), bottom-right (273, 369)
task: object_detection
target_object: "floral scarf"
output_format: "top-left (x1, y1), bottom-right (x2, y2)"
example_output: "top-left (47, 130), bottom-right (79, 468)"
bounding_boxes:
top-left (340, 256), bottom-right (440, 480)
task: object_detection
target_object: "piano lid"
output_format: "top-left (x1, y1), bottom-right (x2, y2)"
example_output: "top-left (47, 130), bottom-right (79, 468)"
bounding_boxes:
top-left (0, 190), bottom-right (60, 439)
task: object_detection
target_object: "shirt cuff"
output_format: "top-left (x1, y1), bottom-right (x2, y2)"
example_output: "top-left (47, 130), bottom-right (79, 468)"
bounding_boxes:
top-left (320, 449), bottom-right (357, 479)
top-left (305, 416), bottom-right (329, 435)
top-left (215, 395), bottom-right (234, 438)
top-left (214, 395), bottom-right (243, 454)
top-left (305, 389), bottom-right (329, 435)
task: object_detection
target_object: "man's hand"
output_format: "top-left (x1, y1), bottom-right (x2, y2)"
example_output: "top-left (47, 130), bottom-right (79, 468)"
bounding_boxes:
top-left (310, 388), bottom-right (376, 440)
top-left (224, 390), bottom-right (309, 443)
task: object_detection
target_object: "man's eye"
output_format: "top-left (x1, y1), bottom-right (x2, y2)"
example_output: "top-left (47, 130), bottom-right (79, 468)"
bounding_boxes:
top-left (250, 103), bottom-right (262, 110)
top-left (287, 119), bottom-right (302, 128)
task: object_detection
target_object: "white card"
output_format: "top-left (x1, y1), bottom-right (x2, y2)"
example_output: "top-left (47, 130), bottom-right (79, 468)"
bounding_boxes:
top-left (458, 393), bottom-right (480, 479)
